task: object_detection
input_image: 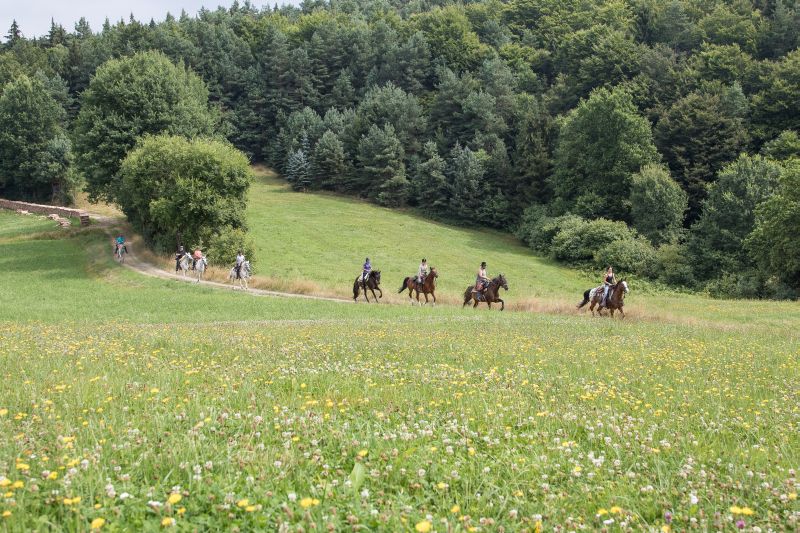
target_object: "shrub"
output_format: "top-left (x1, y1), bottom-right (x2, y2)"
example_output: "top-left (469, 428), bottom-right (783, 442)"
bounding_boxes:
top-left (551, 218), bottom-right (632, 263)
top-left (205, 227), bottom-right (256, 268)
top-left (515, 206), bottom-right (583, 252)
top-left (650, 243), bottom-right (696, 287)
top-left (593, 235), bottom-right (656, 275)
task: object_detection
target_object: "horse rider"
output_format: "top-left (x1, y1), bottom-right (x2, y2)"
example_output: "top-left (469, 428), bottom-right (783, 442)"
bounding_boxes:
top-left (234, 250), bottom-right (246, 279)
top-left (114, 234), bottom-right (127, 255)
top-left (192, 247), bottom-right (204, 270)
top-left (416, 258), bottom-right (428, 287)
top-left (601, 266), bottom-right (616, 307)
top-left (361, 257), bottom-right (372, 286)
top-left (175, 245), bottom-right (188, 272)
top-left (474, 261), bottom-right (490, 295)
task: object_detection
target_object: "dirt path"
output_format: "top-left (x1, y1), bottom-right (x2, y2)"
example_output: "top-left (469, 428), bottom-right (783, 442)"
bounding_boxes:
top-left (90, 212), bottom-right (353, 304)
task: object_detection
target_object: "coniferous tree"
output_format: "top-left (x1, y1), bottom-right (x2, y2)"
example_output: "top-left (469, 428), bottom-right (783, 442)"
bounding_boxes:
top-left (356, 124), bottom-right (407, 205)
top-left (311, 130), bottom-right (347, 190)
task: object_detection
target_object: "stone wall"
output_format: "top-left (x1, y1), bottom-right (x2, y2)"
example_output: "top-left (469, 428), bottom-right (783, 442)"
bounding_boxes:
top-left (0, 198), bottom-right (90, 226)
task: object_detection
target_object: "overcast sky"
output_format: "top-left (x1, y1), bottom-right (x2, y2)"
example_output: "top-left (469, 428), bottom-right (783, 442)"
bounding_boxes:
top-left (3, 0), bottom-right (302, 40)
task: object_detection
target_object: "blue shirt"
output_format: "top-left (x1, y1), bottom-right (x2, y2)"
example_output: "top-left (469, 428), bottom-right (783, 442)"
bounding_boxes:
top-left (363, 261), bottom-right (372, 272)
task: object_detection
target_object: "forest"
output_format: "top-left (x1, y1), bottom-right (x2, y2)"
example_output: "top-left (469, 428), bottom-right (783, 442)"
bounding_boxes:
top-left (0, 0), bottom-right (798, 297)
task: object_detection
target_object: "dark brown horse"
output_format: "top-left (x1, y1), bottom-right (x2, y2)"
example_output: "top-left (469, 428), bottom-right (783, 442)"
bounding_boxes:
top-left (398, 267), bottom-right (439, 305)
top-left (577, 280), bottom-right (629, 317)
top-left (463, 274), bottom-right (509, 310)
top-left (353, 270), bottom-right (382, 302)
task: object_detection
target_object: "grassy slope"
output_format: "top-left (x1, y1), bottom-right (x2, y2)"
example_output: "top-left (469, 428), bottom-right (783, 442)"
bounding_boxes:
top-left (0, 215), bottom-right (798, 530)
top-left (246, 169), bottom-right (594, 302)
top-left (246, 170), bottom-right (800, 327)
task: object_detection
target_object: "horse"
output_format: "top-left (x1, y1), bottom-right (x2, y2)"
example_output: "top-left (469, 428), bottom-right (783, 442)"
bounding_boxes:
top-left (178, 254), bottom-right (192, 278)
top-left (194, 256), bottom-right (207, 284)
top-left (462, 274), bottom-right (509, 310)
top-left (115, 243), bottom-right (127, 263)
top-left (398, 267), bottom-right (438, 305)
top-left (577, 280), bottom-right (629, 318)
top-left (353, 270), bottom-right (382, 302)
top-left (229, 260), bottom-right (252, 290)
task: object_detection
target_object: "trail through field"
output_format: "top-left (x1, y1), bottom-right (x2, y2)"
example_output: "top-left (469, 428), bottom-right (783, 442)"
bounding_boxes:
top-left (86, 210), bottom-right (354, 304)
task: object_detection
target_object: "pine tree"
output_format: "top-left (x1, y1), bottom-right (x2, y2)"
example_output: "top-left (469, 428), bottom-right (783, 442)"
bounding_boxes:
top-left (356, 124), bottom-right (407, 205)
top-left (285, 148), bottom-right (311, 191)
top-left (6, 20), bottom-right (22, 45)
top-left (411, 141), bottom-right (449, 214)
top-left (311, 130), bottom-right (347, 189)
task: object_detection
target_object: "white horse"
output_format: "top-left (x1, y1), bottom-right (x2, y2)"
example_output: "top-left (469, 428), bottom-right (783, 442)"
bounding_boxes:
top-left (178, 254), bottom-right (192, 278)
top-left (194, 256), bottom-right (207, 283)
top-left (229, 260), bottom-right (251, 290)
top-left (115, 243), bottom-right (127, 263)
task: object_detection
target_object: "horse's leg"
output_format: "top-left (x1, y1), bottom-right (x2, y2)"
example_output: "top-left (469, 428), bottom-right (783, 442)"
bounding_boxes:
top-left (377, 287), bottom-right (383, 298)
top-left (423, 291), bottom-right (429, 305)
top-left (431, 291), bottom-right (436, 306)
top-left (498, 298), bottom-right (504, 311)
top-left (619, 308), bottom-right (625, 319)
top-left (370, 288), bottom-right (379, 302)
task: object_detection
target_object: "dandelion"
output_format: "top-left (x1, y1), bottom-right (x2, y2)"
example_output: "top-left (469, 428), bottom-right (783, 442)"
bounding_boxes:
top-left (236, 498), bottom-right (250, 508)
top-left (358, 449), bottom-right (368, 457)
top-left (167, 493), bottom-right (182, 505)
top-left (415, 520), bottom-right (432, 532)
top-left (299, 497), bottom-right (319, 508)
top-left (610, 506), bottom-right (623, 514)
top-left (2, 511), bottom-right (11, 518)
top-left (161, 517), bottom-right (175, 527)
top-left (90, 518), bottom-right (106, 530)
top-left (450, 505), bottom-right (460, 514)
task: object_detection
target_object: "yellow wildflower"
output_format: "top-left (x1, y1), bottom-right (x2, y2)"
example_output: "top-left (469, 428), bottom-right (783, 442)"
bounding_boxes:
top-left (610, 506), bottom-right (623, 514)
top-left (245, 505), bottom-right (256, 512)
top-left (0, 408), bottom-right (7, 417)
top-left (299, 497), bottom-right (314, 508)
top-left (2, 510), bottom-right (11, 518)
top-left (358, 449), bottom-right (368, 457)
top-left (450, 505), bottom-right (460, 514)
top-left (11, 481), bottom-right (23, 489)
top-left (415, 520), bottom-right (432, 532)
top-left (90, 518), bottom-right (106, 530)
top-left (789, 493), bottom-right (797, 501)
top-left (236, 499), bottom-right (249, 508)
top-left (0, 479), bottom-right (9, 488)
top-left (597, 508), bottom-right (608, 516)
top-left (167, 493), bottom-right (182, 505)
top-left (161, 517), bottom-right (175, 527)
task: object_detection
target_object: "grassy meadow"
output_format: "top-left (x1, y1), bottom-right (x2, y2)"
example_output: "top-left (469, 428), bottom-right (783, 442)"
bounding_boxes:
top-left (1, 206), bottom-right (799, 531)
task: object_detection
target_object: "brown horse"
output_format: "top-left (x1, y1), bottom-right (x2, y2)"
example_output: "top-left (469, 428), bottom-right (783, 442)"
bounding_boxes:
top-left (353, 270), bottom-right (382, 302)
top-left (462, 274), bottom-right (509, 310)
top-left (577, 280), bottom-right (629, 317)
top-left (398, 267), bottom-right (439, 305)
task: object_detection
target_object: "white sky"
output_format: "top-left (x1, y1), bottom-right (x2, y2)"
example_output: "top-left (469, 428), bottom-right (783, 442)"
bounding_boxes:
top-left (2, 0), bottom-right (302, 40)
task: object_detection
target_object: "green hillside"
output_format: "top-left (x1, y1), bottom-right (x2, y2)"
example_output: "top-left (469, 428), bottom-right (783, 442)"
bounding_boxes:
top-left (247, 168), bottom-right (594, 304)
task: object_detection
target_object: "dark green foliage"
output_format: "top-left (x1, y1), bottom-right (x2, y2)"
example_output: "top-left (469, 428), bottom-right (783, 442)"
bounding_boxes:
top-left (118, 135), bottom-right (251, 254)
top-left (74, 51), bottom-right (217, 202)
top-left (310, 130), bottom-right (347, 190)
top-left (629, 164), bottom-right (687, 245)
top-left (752, 50), bottom-right (800, 140)
top-left (687, 154), bottom-right (783, 283)
top-left (205, 226), bottom-right (257, 267)
top-left (593, 235), bottom-right (656, 275)
top-left (0, 74), bottom-right (73, 202)
top-left (655, 87), bottom-right (751, 221)
top-left (411, 141), bottom-right (449, 214)
top-left (552, 87), bottom-right (659, 221)
top-left (746, 160), bottom-right (800, 291)
top-left (356, 124), bottom-right (408, 206)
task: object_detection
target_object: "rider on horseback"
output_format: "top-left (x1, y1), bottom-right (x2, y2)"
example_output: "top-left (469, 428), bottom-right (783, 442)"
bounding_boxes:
top-left (474, 261), bottom-right (489, 296)
top-left (192, 247), bottom-right (203, 270)
top-left (114, 234), bottom-right (127, 255)
top-left (601, 266), bottom-right (616, 307)
top-left (361, 257), bottom-right (372, 285)
top-left (416, 258), bottom-right (428, 286)
top-left (234, 250), bottom-right (245, 279)
top-left (175, 245), bottom-right (188, 272)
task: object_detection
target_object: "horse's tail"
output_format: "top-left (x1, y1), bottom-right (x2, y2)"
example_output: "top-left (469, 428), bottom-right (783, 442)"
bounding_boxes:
top-left (577, 289), bottom-right (590, 309)
top-left (398, 277), bottom-right (410, 293)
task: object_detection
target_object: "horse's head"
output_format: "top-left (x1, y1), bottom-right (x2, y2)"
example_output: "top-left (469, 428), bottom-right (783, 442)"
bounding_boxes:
top-left (620, 280), bottom-right (628, 294)
top-left (373, 270), bottom-right (381, 284)
top-left (497, 274), bottom-right (508, 290)
top-left (429, 267), bottom-right (439, 278)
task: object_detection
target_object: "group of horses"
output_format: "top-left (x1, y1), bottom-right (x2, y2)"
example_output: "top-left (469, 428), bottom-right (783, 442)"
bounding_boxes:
top-left (170, 252), bottom-right (626, 316)
top-left (176, 254), bottom-right (252, 289)
top-left (354, 267), bottom-right (628, 316)
top-left (353, 268), bottom-right (510, 310)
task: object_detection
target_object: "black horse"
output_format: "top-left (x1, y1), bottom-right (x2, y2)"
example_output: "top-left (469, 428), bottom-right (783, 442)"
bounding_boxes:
top-left (353, 270), bottom-right (382, 302)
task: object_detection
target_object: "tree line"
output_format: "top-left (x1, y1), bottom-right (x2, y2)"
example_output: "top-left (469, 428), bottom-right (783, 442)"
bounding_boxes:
top-left (0, 0), bottom-right (798, 295)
